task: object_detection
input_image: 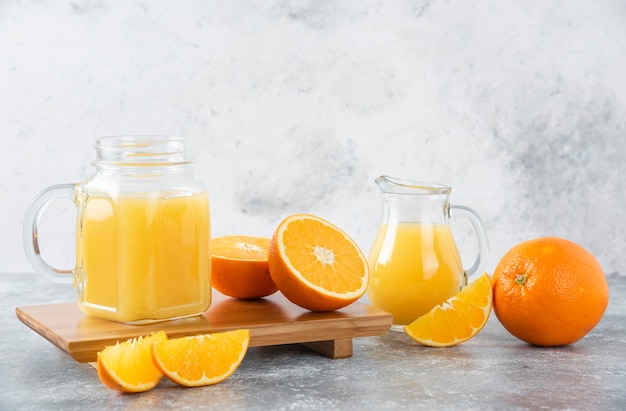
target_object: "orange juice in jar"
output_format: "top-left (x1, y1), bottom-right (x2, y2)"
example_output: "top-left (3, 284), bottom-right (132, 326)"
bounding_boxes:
top-left (77, 193), bottom-right (210, 323)
top-left (24, 136), bottom-right (212, 323)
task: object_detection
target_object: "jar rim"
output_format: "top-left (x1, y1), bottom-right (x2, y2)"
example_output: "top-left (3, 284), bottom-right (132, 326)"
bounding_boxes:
top-left (94, 135), bottom-right (194, 166)
top-left (95, 135), bottom-right (187, 146)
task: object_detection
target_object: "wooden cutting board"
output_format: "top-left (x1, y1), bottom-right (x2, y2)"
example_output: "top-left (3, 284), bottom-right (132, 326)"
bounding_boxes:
top-left (16, 291), bottom-right (392, 362)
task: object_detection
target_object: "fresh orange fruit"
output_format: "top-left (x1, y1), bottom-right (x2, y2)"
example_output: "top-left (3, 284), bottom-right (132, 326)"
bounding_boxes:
top-left (268, 214), bottom-right (369, 311)
top-left (151, 329), bottom-right (250, 387)
top-left (404, 273), bottom-right (492, 347)
top-left (96, 331), bottom-right (167, 393)
top-left (211, 235), bottom-right (278, 299)
top-left (492, 237), bottom-right (609, 346)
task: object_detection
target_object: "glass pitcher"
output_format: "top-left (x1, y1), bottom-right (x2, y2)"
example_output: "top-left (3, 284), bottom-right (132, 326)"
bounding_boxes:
top-left (23, 136), bottom-right (211, 324)
top-left (367, 175), bottom-right (489, 331)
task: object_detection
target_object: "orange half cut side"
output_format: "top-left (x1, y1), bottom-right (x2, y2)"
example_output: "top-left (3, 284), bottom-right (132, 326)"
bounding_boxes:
top-left (268, 214), bottom-right (369, 311)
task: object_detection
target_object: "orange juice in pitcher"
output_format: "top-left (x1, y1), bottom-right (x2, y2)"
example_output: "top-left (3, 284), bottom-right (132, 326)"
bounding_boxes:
top-left (367, 176), bottom-right (488, 331)
top-left (368, 223), bottom-right (464, 326)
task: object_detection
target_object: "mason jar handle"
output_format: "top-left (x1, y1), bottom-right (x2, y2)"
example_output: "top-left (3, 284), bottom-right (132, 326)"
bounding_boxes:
top-left (23, 183), bottom-right (76, 282)
top-left (450, 205), bottom-right (489, 279)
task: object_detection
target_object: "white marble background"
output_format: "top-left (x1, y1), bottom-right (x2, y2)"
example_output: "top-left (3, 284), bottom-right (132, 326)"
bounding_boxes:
top-left (1, 0), bottom-right (625, 276)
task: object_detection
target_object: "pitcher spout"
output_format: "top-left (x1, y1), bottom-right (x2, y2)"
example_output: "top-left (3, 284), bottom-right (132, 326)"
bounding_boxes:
top-left (375, 175), bottom-right (451, 195)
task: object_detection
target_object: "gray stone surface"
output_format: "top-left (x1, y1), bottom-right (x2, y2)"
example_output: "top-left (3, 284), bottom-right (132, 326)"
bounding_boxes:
top-left (1, 273), bottom-right (625, 410)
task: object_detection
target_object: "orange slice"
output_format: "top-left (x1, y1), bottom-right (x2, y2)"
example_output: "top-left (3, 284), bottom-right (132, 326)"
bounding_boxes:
top-left (96, 331), bottom-right (167, 393)
top-left (404, 273), bottom-right (493, 347)
top-left (151, 329), bottom-right (250, 387)
top-left (268, 214), bottom-right (369, 311)
top-left (211, 235), bottom-right (278, 299)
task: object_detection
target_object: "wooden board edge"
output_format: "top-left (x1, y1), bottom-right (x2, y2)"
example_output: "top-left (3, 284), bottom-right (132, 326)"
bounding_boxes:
top-left (16, 303), bottom-right (393, 363)
top-left (246, 315), bottom-right (392, 348)
top-left (16, 306), bottom-right (73, 358)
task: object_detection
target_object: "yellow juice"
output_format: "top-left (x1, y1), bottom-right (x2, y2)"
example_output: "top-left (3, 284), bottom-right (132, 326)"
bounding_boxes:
top-left (76, 192), bottom-right (211, 323)
top-left (367, 223), bottom-right (464, 326)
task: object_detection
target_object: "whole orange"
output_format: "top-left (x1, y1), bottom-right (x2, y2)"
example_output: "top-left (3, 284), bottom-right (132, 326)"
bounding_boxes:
top-left (492, 237), bottom-right (608, 346)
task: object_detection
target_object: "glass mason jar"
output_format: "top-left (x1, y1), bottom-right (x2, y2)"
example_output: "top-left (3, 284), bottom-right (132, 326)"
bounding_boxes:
top-left (23, 136), bottom-right (211, 323)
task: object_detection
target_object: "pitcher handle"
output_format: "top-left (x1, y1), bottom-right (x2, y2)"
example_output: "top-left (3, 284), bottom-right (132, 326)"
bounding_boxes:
top-left (23, 183), bottom-right (77, 283)
top-left (450, 205), bottom-right (489, 279)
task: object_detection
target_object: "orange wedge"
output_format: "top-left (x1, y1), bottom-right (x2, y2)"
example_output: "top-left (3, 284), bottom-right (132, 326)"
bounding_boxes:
top-left (211, 235), bottom-right (277, 299)
top-left (268, 214), bottom-right (369, 311)
top-left (404, 273), bottom-right (493, 347)
top-left (96, 331), bottom-right (167, 393)
top-left (151, 329), bottom-right (250, 387)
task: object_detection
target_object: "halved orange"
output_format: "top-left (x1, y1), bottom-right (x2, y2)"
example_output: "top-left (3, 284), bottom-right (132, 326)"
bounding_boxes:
top-left (211, 235), bottom-right (278, 299)
top-left (96, 331), bottom-right (167, 393)
top-left (151, 329), bottom-right (250, 387)
top-left (268, 214), bottom-right (369, 311)
top-left (404, 273), bottom-right (493, 347)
